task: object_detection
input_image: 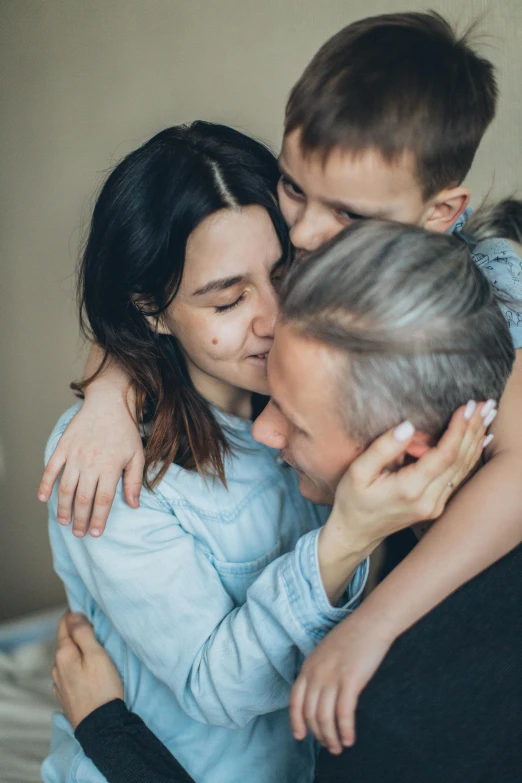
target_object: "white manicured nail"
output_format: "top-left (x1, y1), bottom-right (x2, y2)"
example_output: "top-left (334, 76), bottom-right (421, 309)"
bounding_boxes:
top-left (464, 400), bottom-right (476, 420)
top-left (482, 434), bottom-right (494, 448)
top-left (481, 399), bottom-right (496, 418)
top-left (483, 409), bottom-right (497, 428)
top-left (393, 420), bottom-right (415, 442)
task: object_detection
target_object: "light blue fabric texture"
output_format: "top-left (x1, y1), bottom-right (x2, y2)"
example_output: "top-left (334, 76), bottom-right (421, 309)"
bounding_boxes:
top-left (43, 404), bottom-right (368, 783)
top-left (452, 207), bottom-right (522, 348)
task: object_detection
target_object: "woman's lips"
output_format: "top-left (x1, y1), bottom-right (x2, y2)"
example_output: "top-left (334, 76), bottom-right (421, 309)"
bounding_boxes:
top-left (246, 353), bottom-right (269, 365)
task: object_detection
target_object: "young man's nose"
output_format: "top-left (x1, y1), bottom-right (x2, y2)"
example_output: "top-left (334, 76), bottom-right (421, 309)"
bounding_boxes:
top-left (289, 207), bottom-right (335, 254)
top-left (252, 402), bottom-right (287, 450)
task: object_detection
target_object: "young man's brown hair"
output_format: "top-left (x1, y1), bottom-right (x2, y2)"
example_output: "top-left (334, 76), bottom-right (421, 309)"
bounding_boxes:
top-left (285, 12), bottom-right (497, 200)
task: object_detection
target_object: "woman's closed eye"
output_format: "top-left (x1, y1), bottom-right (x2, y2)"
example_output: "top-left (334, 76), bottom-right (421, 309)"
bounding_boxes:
top-left (214, 293), bottom-right (246, 313)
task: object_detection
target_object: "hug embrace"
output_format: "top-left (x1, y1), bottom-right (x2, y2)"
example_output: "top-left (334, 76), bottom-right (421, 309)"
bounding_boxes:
top-left (41, 12), bottom-right (522, 783)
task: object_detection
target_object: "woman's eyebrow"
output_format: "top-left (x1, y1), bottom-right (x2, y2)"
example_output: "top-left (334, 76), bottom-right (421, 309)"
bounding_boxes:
top-left (192, 275), bottom-right (244, 297)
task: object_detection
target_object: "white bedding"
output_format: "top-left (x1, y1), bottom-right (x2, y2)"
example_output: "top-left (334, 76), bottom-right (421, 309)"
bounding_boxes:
top-left (0, 607), bottom-right (64, 783)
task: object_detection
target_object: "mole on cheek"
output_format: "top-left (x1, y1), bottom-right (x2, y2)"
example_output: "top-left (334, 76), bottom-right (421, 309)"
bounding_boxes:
top-left (212, 338), bottom-right (219, 345)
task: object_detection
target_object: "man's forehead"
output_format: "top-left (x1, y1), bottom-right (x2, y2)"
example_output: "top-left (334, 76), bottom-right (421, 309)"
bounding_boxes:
top-left (269, 324), bottom-right (343, 426)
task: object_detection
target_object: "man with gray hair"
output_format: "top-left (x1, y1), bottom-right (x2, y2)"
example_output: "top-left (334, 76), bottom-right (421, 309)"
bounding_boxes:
top-left (252, 208), bottom-right (521, 782)
top-left (254, 208), bottom-right (514, 506)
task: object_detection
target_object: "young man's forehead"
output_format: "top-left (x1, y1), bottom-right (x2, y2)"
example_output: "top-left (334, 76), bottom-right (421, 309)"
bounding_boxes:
top-left (279, 133), bottom-right (422, 216)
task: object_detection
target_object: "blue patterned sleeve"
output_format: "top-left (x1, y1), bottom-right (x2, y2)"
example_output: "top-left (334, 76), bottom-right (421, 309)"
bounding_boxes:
top-left (456, 206), bottom-right (522, 349)
top-left (470, 235), bottom-right (522, 348)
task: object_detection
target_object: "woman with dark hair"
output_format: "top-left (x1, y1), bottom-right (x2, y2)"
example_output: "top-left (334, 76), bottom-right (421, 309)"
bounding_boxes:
top-left (42, 121), bottom-right (374, 783)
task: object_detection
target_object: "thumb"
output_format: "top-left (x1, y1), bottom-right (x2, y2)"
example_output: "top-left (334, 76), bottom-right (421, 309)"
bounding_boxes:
top-left (349, 420), bottom-right (415, 487)
top-left (122, 453), bottom-right (145, 508)
top-left (66, 613), bottom-right (103, 656)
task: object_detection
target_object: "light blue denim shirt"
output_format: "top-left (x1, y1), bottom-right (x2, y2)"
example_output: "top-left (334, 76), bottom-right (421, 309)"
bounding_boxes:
top-left (452, 207), bottom-right (522, 348)
top-left (43, 404), bottom-right (369, 783)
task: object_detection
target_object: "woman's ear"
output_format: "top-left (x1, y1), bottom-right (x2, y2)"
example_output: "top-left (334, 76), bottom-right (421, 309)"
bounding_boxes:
top-left (144, 315), bottom-right (171, 335)
top-left (132, 294), bottom-right (171, 335)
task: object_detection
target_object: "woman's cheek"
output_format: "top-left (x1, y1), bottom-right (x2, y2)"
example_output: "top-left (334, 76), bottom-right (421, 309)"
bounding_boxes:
top-left (206, 310), bottom-right (251, 359)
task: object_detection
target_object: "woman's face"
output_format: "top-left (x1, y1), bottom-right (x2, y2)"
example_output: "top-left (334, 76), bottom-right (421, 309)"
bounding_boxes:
top-left (160, 205), bottom-right (284, 413)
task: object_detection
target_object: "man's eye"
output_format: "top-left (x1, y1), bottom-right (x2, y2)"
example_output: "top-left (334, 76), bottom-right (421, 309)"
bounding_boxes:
top-left (280, 176), bottom-right (303, 199)
top-left (215, 293), bottom-right (246, 313)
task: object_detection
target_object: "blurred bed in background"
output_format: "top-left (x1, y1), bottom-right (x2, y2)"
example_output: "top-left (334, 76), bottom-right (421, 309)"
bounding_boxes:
top-left (0, 608), bottom-right (63, 782)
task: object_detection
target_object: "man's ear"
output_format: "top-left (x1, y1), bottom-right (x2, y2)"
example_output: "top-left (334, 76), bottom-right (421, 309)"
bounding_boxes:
top-left (422, 186), bottom-right (470, 234)
top-left (404, 430), bottom-right (434, 460)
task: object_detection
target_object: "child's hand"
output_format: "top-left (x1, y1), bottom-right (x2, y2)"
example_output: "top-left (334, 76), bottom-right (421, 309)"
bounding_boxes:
top-left (52, 612), bottom-right (124, 730)
top-left (38, 391), bottom-right (145, 537)
top-left (290, 614), bottom-right (392, 754)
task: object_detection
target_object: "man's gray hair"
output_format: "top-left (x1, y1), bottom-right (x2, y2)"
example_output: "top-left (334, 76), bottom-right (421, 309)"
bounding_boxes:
top-left (281, 201), bottom-right (521, 443)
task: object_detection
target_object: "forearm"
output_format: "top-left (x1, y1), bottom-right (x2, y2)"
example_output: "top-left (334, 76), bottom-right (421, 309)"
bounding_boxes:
top-left (318, 510), bottom-right (375, 605)
top-left (75, 699), bottom-right (195, 783)
top-left (54, 488), bottom-right (367, 729)
top-left (355, 452), bottom-right (522, 641)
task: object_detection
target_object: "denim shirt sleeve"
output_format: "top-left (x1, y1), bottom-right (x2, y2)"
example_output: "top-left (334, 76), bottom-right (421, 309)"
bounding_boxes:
top-left (46, 425), bottom-right (368, 731)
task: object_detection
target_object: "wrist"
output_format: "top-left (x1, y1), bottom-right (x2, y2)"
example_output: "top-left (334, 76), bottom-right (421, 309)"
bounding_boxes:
top-left (323, 506), bottom-right (380, 562)
top-left (352, 585), bottom-right (407, 645)
top-left (84, 371), bottom-right (136, 404)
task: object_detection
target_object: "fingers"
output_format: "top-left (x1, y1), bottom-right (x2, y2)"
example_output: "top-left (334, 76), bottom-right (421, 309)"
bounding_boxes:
top-left (349, 420), bottom-right (415, 487)
top-left (302, 685), bottom-right (324, 748)
top-left (423, 400), bottom-right (493, 517)
top-left (55, 614), bottom-right (81, 670)
top-left (72, 475), bottom-right (98, 537)
top-left (289, 676), bottom-right (308, 741)
top-left (88, 476), bottom-right (122, 537)
top-left (336, 681), bottom-right (358, 748)
top-left (38, 450), bottom-right (66, 503)
top-left (394, 404), bottom-right (471, 504)
top-left (292, 679), bottom-right (350, 755)
top-left (56, 464), bottom-right (81, 527)
top-left (462, 401), bottom-right (494, 471)
top-left (316, 686), bottom-right (343, 754)
top-left (66, 613), bottom-right (102, 656)
top-left (122, 452), bottom-right (145, 509)
top-left (56, 613), bottom-right (72, 647)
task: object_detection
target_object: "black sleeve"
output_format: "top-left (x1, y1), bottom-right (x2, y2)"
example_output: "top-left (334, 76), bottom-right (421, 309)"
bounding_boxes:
top-left (75, 699), bottom-right (196, 783)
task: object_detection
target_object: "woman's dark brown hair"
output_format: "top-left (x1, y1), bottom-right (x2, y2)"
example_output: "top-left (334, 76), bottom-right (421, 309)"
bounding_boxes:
top-left (73, 122), bottom-right (289, 488)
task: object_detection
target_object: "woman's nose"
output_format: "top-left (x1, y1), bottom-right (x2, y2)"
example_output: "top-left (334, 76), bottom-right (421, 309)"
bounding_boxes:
top-left (252, 285), bottom-right (279, 339)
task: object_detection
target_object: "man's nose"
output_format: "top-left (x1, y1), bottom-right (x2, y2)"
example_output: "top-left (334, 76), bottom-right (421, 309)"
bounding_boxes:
top-left (252, 401), bottom-right (287, 450)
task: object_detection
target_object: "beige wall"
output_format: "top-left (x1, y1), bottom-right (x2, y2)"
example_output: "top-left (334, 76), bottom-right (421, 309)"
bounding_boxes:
top-left (1, 0), bottom-right (521, 621)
